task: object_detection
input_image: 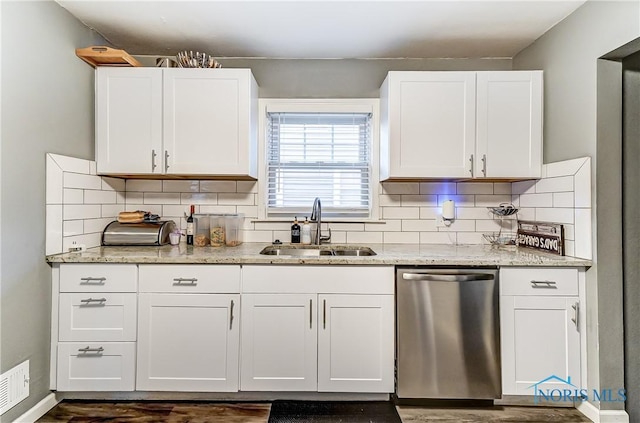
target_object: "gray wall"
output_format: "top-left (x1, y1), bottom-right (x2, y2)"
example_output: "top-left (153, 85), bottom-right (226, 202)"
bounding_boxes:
top-left (622, 51), bottom-right (640, 422)
top-left (0, 1), bottom-right (104, 421)
top-left (141, 56), bottom-right (512, 98)
top-left (513, 0), bottom-right (640, 412)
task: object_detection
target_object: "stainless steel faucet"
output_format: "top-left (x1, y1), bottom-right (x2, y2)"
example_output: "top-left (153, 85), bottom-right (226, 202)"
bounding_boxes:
top-left (310, 197), bottom-right (331, 244)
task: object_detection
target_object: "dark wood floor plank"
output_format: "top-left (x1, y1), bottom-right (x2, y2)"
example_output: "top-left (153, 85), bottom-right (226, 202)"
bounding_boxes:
top-left (38, 400), bottom-right (591, 423)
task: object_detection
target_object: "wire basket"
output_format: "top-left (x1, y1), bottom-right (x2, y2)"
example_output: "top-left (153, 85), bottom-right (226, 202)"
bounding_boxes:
top-left (487, 203), bottom-right (519, 216)
top-left (483, 232), bottom-right (517, 245)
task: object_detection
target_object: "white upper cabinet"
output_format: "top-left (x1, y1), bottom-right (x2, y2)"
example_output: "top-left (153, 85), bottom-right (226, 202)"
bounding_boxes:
top-left (476, 71), bottom-right (543, 179)
top-left (380, 72), bottom-right (477, 179)
top-left (95, 68), bottom-right (258, 178)
top-left (96, 68), bottom-right (163, 175)
top-left (380, 70), bottom-right (542, 180)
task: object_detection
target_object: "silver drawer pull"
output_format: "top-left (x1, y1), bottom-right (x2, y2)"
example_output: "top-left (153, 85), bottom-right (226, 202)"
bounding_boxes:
top-left (80, 298), bottom-right (107, 305)
top-left (79, 277), bottom-right (106, 284)
top-left (78, 346), bottom-right (104, 354)
top-left (530, 280), bottom-right (558, 288)
top-left (571, 302), bottom-right (580, 329)
top-left (173, 277), bottom-right (198, 285)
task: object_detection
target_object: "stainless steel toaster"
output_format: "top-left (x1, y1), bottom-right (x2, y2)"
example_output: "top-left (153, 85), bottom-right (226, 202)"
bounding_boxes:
top-left (102, 220), bottom-right (177, 246)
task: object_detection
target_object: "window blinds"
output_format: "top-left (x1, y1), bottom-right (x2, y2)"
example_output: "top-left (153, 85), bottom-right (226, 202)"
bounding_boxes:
top-left (266, 112), bottom-right (372, 218)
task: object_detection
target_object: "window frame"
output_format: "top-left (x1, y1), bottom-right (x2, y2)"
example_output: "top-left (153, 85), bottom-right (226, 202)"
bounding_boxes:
top-left (257, 99), bottom-right (380, 222)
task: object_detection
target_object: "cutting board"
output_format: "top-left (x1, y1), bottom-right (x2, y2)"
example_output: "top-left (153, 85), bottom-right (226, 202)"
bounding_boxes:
top-left (76, 46), bottom-right (142, 68)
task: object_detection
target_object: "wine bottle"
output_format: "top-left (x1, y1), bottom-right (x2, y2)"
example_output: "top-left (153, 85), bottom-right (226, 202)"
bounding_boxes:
top-left (291, 216), bottom-right (301, 244)
top-left (186, 205), bottom-right (195, 245)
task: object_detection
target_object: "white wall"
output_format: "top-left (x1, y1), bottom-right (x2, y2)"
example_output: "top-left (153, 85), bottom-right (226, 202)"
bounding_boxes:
top-left (513, 0), bottom-right (640, 414)
top-left (0, 1), bottom-right (104, 420)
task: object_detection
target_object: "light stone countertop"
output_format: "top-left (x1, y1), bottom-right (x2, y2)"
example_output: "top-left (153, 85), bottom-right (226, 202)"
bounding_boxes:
top-left (46, 243), bottom-right (592, 267)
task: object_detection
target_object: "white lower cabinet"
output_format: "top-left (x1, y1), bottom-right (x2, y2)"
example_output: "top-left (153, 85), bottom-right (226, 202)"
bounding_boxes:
top-left (500, 267), bottom-right (583, 396)
top-left (240, 294), bottom-right (318, 391)
top-left (136, 293), bottom-right (240, 392)
top-left (136, 265), bottom-right (241, 392)
top-left (240, 265), bottom-right (395, 393)
top-left (317, 294), bottom-right (395, 393)
top-left (54, 263), bottom-right (138, 391)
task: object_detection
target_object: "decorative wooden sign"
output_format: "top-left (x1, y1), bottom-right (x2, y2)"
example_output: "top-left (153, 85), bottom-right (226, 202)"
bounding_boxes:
top-left (516, 220), bottom-right (564, 256)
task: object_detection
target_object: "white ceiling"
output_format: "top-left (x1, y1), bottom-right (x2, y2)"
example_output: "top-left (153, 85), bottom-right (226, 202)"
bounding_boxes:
top-left (56, 1), bottom-right (586, 59)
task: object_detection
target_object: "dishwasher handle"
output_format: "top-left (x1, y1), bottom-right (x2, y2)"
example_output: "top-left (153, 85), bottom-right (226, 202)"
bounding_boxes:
top-left (402, 273), bottom-right (495, 282)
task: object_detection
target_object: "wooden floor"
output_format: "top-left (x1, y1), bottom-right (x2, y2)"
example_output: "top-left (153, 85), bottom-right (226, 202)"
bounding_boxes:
top-left (37, 401), bottom-right (592, 422)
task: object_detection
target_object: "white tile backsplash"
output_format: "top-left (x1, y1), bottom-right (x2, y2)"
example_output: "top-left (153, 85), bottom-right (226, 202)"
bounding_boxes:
top-left (63, 220), bottom-right (84, 237)
top-left (382, 206), bottom-right (420, 220)
top-left (535, 176), bottom-right (574, 193)
top-left (456, 182), bottom-right (493, 195)
top-left (49, 153), bottom-right (91, 174)
top-left (200, 181), bottom-right (237, 193)
top-left (420, 182), bottom-right (456, 195)
top-left (381, 182), bottom-right (419, 195)
top-left (46, 155), bottom-right (63, 205)
top-left (384, 232), bottom-right (419, 244)
top-left (45, 154), bottom-right (592, 259)
top-left (64, 204), bottom-right (102, 220)
top-left (126, 179), bottom-right (162, 192)
top-left (63, 172), bottom-right (102, 190)
top-left (101, 177), bottom-right (126, 192)
top-left (574, 159), bottom-right (592, 208)
top-left (63, 188), bottom-right (84, 204)
top-left (84, 190), bottom-right (117, 204)
top-left (347, 231), bottom-right (383, 244)
top-left (519, 193), bottom-right (553, 208)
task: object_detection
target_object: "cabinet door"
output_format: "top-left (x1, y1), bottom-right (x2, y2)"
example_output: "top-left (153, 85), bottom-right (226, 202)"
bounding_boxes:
top-left (96, 68), bottom-right (163, 174)
top-left (163, 69), bottom-right (257, 176)
top-left (240, 294), bottom-right (317, 391)
top-left (317, 295), bottom-right (394, 393)
top-left (383, 71), bottom-right (476, 178)
top-left (501, 295), bottom-right (580, 395)
top-left (137, 294), bottom-right (240, 392)
top-left (476, 71), bottom-right (543, 178)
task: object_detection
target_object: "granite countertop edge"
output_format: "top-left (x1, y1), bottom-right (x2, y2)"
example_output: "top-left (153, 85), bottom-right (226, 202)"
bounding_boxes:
top-left (45, 243), bottom-right (592, 267)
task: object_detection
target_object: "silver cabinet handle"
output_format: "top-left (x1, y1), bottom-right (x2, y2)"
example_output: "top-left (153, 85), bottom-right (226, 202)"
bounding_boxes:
top-left (323, 299), bottom-right (326, 330)
top-left (481, 154), bottom-right (487, 176)
top-left (530, 280), bottom-right (558, 289)
top-left (309, 299), bottom-right (313, 329)
top-left (402, 273), bottom-right (494, 282)
top-left (78, 346), bottom-right (104, 354)
top-left (230, 299), bottom-right (235, 330)
top-left (80, 297), bottom-right (107, 305)
top-left (172, 277), bottom-right (197, 285)
top-left (469, 154), bottom-right (474, 176)
top-left (165, 150), bottom-right (170, 172)
top-left (151, 149), bottom-right (157, 171)
top-left (79, 277), bottom-right (106, 285)
top-left (571, 302), bottom-right (580, 329)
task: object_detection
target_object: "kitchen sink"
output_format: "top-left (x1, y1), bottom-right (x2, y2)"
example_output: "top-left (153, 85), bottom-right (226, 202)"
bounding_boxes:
top-left (259, 245), bottom-right (376, 257)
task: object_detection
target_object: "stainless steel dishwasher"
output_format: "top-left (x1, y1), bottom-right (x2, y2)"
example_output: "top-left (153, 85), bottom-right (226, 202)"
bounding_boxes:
top-left (396, 267), bottom-right (501, 400)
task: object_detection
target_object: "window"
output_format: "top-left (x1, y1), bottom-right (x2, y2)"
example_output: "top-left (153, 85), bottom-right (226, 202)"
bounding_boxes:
top-left (266, 111), bottom-right (372, 219)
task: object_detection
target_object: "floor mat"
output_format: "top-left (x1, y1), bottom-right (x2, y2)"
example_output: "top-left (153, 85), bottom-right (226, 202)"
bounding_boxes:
top-left (268, 400), bottom-right (402, 423)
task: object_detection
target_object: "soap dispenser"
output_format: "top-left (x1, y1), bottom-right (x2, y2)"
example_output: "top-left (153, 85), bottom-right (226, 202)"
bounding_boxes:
top-left (301, 217), bottom-right (312, 245)
top-left (291, 216), bottom-right (301, 244)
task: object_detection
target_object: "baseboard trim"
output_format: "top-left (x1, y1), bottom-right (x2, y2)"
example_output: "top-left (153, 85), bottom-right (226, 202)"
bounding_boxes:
top-left (577, 401), bottom-right (629, 423)
top-left (14, 393), bottom-right (59, 423)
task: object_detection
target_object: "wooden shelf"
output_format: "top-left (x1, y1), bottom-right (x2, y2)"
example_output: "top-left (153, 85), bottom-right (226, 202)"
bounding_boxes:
top-left (76, 46), bottom-right (142, 68)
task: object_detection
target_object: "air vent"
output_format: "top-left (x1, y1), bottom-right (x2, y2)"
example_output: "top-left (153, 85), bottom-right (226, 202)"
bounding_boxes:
top-left (0, 360), bottom-right (29, 415)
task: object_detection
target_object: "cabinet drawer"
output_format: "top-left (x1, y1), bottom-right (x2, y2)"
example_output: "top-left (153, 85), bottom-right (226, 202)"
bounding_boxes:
top-left (139, 265), bottom-right (240, 293)
top-left (56, 342), bottom-right (135, 391)
top-left (59, 293), bottom-right (137, 342)
top-left (500, 267), bottom-right (578, 296)
top-left (60, 264), bottom-right (137, 292)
